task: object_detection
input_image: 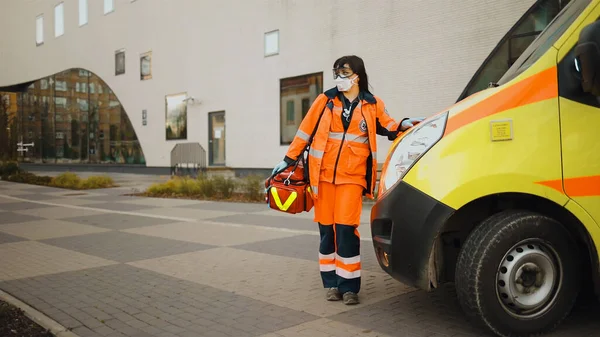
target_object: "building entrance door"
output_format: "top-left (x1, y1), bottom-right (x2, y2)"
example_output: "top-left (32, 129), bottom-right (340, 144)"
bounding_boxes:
top-left (208, 111), bottom-right (225, 166)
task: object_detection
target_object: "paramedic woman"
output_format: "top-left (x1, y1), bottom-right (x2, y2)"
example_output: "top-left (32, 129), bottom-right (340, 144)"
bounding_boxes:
top-left (273, 55), bottom-right (423, 305)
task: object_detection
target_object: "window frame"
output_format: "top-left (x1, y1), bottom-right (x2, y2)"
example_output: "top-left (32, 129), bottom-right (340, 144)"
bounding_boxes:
top-left (279, 71), bottom-right (323, 145)
top-left (115, 49), bottom-right (126, 76)
top-left (264, 29), bottom-right (280, 57)
top-left (104, 0), bottom-right (115, 15)
top-left (79, 0), bottom-right (88, 27)
top-left (54, 2), bottom-right (65, 38)
top-left (36, 14), bottom-right (44, 46)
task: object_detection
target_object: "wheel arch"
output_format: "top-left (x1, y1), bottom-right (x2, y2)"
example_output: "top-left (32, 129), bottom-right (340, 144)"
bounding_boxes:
top-left (429, 192), bottom-right (600, 295)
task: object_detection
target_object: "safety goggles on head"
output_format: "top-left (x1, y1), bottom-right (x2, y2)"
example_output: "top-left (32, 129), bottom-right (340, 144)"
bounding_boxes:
top-left (332, 66), bottom-right (354, 79)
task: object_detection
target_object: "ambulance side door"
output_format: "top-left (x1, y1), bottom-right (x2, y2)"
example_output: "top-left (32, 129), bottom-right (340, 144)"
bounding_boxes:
top-left (557, 6), bottom-right (600, 223)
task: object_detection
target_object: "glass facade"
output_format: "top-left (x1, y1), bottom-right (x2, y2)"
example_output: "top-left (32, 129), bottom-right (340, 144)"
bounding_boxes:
top-left (457, 0), bottom-right (571, 101)
top-left (0, 68), bottom-right (145, 164)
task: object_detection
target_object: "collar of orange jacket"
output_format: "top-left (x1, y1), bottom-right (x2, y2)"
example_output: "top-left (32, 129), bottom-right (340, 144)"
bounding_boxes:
top-left (324, 87), bottom-right (377, 104)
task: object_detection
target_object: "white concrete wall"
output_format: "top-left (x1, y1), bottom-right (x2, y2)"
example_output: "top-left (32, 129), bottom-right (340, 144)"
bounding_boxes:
top-left (0, 0), bottom-right (535, 168)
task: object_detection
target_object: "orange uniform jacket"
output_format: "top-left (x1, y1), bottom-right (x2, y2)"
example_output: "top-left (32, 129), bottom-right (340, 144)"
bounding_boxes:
top-left (284, 87), bottom-right (406, 200)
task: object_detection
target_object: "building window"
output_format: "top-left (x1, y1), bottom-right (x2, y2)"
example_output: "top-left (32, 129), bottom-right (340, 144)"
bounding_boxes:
top-left (0, 68), bottom-right (146, 164)
top-left (301, 98), bottom-right (310, 118)
top-left (280, 72), bottom-right (323, 145)
top-left (115, 49), bottom-right (125, 75)
top-left (79, 0), bottom-right (88, 26)
top-left (36, 15), bottom-right (44, 46)
top-left (165, 93), bottom-right (187, 140)
top-left (457, 0), bottom-right (570, 101)
top-left (140, 51), bottom-right (152, 80)
top-left (104, 0), bottom-right (115, 15)
top-left (265, 30), bottom-right (279, 57)
top-left (54, 3), bottom-right (64, 37)
top-left (285, 100), bottom-right (295, 125)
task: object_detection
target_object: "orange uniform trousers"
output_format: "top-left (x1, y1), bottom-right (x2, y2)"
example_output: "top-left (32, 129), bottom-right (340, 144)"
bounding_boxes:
top-left (314, 181), bottom-right (363, 294)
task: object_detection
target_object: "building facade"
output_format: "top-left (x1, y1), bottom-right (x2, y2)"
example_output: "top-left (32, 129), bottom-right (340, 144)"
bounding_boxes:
top-left (0, 0), bottom-right (568, 172)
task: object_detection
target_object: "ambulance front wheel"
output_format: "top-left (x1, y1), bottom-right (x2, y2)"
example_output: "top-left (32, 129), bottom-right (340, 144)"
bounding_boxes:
top-left (455, 210), bottom-right (582, 337)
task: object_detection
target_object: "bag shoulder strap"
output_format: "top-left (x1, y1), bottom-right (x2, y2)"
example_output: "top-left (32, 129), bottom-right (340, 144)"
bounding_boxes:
top-left (306, 99), bottom-right (331, 149)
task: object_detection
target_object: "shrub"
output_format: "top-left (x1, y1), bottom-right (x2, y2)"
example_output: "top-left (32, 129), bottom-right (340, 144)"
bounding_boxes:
top-left (1, 171), bottom-right (51, 186)
top-left (50, 172), bottom-right (81, 189)
top-left (143, 173), bottom-right (270, 202)
top-left (174, 176), bottom-right (202, 195)
top-left (242, 175), bottom-right (265, 201)
top-left (212, 175), bottom-right (235, 199)
top-left (79, 175), bottom-right (114, 189)
top-left (34, 175), bottom-right (53, 186)
top-left (197, 175), bottom-right (216, 198)
top-left (6, 172), bottom-right (35, 184)
top-left (0, 162), bottom-right (20, 176)
top-left (1, 169), bottom-right (115, 190)
top-left (147, 181), bottom-right (173, 195)
top-left (147, 177), bottom-right (201, 196)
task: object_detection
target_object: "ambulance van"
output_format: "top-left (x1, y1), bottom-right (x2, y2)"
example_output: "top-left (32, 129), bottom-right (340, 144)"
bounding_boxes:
top-left (370, 0), bottom-right (600, 336)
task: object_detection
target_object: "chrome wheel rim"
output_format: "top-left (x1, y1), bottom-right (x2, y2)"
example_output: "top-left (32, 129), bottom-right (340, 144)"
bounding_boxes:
top-left (496, 239), bottom-right (562, 319)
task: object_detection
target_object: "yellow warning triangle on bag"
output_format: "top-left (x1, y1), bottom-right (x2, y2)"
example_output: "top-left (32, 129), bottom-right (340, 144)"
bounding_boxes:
top-left (270, 188), bottom-right (297, 211)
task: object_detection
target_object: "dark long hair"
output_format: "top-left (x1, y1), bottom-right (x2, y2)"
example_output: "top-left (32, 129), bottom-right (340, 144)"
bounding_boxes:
top-left (333, 55), bottom-right (371, 94)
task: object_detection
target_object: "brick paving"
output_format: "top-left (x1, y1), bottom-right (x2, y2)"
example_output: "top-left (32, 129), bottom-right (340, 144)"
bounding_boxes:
top-left (0, 180), bottom-right (599, 337)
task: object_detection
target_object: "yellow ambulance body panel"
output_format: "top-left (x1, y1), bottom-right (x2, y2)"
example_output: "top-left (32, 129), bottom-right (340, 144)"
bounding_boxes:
top-left (371, 1), bottom-right (600, 336)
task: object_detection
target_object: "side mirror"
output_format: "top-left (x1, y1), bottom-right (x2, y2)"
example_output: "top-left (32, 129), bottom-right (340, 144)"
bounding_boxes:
top-left (575, 20), bottom-right (600, 96)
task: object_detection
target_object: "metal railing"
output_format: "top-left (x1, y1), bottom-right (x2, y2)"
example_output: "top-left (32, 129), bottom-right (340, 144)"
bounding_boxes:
top-left (170, 142), bottom-right (207, 177)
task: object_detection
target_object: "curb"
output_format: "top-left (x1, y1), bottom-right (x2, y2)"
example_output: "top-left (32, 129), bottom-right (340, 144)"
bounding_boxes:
top-left (0, 289), bottom-right (80, 337)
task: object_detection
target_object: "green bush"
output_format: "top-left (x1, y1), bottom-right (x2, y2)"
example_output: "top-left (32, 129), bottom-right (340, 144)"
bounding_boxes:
top-left (147, 181), bottom-right (173, 195)
top-left (197, 175), bottom-right (216, 198)
top-left (147, 177), bottom-right (201, 196)
top-left (35, 175), bottom-right (53, 185)
top-left (242, 175), bottom-right (265, 201)
top-left (212, 175), bottom-right (235, 199)
top-left (0, 162), bottom-right (20, 176)
top-left (6, 172), bottom-right (35, 184)
top-left (174, 176), bottom-right (202, 195)
top-left (144, 174), bottom-right (266, 202)
top-left (50, 172), bottom-right (81, 189)
top-left (78, 175), bottom-right (115, 189)
top-left (2, 171), bottom-right (52, 186)
top-left (1, 169), bottom-right (115, 190)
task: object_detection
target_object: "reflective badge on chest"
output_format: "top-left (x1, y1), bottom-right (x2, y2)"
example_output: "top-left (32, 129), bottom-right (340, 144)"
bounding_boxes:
top-left (359, 119), bottom-right (367, 133)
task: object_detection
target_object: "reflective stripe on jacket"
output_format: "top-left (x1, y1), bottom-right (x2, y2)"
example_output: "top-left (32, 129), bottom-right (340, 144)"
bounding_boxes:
top-left (284, 87), bottom-right (404, 200)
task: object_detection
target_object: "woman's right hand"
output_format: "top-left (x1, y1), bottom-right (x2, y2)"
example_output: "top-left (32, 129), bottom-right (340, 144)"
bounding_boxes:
top-left (272, 161), bottom-right (288, 175)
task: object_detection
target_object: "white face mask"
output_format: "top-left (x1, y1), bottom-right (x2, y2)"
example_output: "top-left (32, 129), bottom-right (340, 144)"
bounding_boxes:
top-left (334, 75), bottom-right (358, 92)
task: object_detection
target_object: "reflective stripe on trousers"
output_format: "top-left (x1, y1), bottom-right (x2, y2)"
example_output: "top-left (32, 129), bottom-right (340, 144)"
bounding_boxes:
top-left (318, 223), bottom-right (361, 294)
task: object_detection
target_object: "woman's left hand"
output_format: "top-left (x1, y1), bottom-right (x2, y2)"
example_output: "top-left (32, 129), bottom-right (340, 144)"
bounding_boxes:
top-left (400, 117), bottom-right (426, 131)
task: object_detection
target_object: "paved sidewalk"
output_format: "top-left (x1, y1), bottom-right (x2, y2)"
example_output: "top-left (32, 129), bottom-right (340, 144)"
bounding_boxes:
top-left (0, 180), bottom-right (598, 337)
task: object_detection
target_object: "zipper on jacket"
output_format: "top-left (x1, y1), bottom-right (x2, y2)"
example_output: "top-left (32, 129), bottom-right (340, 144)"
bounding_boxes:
top-left (331, 132), bottom-right (346, 185)
top-left (332, 98), bottom-right (358, 184)
top-left (360, 109), bottom-right (372, 194)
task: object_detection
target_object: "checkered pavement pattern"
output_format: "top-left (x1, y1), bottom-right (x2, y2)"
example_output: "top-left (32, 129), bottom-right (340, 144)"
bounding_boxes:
top-left (0, 180), bottom-right (598, 337)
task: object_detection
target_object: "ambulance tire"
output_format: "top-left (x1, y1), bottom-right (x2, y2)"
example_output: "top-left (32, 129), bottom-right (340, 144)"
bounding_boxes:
top-left (455, 210), bottom-right (582, 337)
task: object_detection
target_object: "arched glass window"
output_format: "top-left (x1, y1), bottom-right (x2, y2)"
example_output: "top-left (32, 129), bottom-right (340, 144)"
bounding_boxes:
top-left (0, 68), bottom-right (145, 165)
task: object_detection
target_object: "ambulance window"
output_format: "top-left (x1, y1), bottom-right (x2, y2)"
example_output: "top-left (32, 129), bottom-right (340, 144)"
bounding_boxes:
top-left (498, 0), bottom-right (591, 85)
top-left (458, 0), bottom-right (581, 101)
